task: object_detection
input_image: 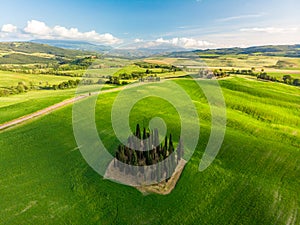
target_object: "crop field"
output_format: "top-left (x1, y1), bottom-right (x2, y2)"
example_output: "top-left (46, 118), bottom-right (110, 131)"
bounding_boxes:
top-left (0, 77), bottom-right (299, 224)
top-left (198, 55), bottom-right (300, 69)
top-left (0, 70), bottom-right (79, 88)
top-left (157, 55), bottom-right (300, 71)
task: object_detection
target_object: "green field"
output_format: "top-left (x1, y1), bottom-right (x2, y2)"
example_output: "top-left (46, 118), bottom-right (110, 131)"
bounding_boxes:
top-left (60, 68), bottom-right (121, 77)
top-left (0, 84), bottom-right (117, 124)
top-left (0, 70), bottom-right (80, 88)
top-left (0, 77), bottom-right (299, 224)
top-left (199, 55), bottom-right (300, 69)
top-left (0, 89), bottom-right (76, 124)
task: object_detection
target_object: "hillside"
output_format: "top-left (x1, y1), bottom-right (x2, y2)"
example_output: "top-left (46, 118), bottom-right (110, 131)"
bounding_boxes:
top-left (0, 42), bottom-right (94, 64)
top-left (0, 77), bottom-right (299, 224)
top-left (166, 44), bottom-right (300, 58)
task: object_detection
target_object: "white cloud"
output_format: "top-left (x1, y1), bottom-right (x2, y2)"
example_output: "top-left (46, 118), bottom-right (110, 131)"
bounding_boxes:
top-left (240, 27), bottom-right (298, 34)
top-left (217, 14), bottom-right (263, 22)
top-left (118, 37), bottom-right (213, 50)
top-left (24, 20), bottom-right (51, 36)
top-left (155, 37), bottom-right (214, 49)
top-left (134, 38), bottom-right (143, 43)
top-left (50, 25), bottom-right (121, 44)
top-left (1, 20), bottom-right (122, 45)
top-left (1, 24), bottom-right (17, 33)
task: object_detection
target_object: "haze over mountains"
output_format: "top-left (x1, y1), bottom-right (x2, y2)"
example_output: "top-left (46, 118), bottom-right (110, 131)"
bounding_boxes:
top-left (30, 39), bottom-right (187, 57)
top-left (0, 40), bottom-right (299, 63)
top-left (31, 39), bottom-right (300, 58)
top-left (31, 39), bottom-right (113, 53)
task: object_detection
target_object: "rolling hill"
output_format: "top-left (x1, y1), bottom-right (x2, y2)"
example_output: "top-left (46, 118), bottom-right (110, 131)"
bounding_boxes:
top-left (0, 42), bottom-right (95, 64)
top-left (167, 44), bottom-right (300, 58)
top-left (0, 77), bottom-right (299, 224)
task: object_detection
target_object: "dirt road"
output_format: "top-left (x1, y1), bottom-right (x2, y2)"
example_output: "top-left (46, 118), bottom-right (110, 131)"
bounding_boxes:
top-left (0, 86), bottom-right (125, 131)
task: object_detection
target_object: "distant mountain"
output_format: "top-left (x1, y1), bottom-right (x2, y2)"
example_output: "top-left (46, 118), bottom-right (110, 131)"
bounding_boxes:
top-left (109, 43), bottom-right (300, 58)
top-left (107, 43), bottom-right (187, 58)
top-left (31, 39), bottom-right (112, 53)
top-left (185, 44), bottom-right (300, 58)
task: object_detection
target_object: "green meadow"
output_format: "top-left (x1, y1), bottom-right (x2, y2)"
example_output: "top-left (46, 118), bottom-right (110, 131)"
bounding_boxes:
top-left (0, 84), bottom-right (117, 124)
top-left (0, 77), bottom-right (299, 224)
top-left (0, 89), bottom-right (75, 124)
top-left (0, 70), bottom-right (80, 88)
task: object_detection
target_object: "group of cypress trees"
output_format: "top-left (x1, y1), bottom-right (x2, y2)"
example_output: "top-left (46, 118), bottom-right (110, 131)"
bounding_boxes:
top-left (114, 124), bottom-right (184, 181)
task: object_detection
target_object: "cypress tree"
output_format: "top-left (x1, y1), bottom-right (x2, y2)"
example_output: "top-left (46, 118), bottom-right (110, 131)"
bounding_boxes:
top-left (169, 134), bottom-right (174, 153)
top-left (146, 151), bottom-right (152, 165)
top-left (163, 136), bottom-right (168, 158)
top-left (142, 127), bottom-right (146, 140)
top-left (136, 123), bottom-right (141, 139)
top-left (154, 128), bottom-right (159, 147)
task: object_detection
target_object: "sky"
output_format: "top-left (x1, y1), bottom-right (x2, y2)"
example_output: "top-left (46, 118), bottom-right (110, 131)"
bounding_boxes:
top-left (1, 0), bottom-right (300, 49)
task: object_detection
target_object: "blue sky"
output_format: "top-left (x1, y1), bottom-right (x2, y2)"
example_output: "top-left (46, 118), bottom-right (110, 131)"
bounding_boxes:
top-left (1, 0), bottom-right (300, 48)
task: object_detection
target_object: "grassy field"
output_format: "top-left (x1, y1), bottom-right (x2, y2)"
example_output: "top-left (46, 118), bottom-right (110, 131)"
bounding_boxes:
top-left (113, 63), bottom-right (188, 78)
top-left (0, 84), bottom-right (117, 124)
top-left (198, 55), bottom-right (300, 69)
top-left (60, 68), bottom-right (121, 77)
top-left (0, 70), bottom-right (80, 88)
top-left (0, 77), bottom-right (299, 224)
top-left (145, 56), bottom-right (300, 80)
top-left (0, 89), bottom-right (76, 124)
top-left (142, 56), bottom-right (300, 84)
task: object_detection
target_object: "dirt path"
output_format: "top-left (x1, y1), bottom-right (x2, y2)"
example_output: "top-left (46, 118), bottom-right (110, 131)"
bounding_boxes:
top-left (0, 86), bottom-right (125, 131)
top-left (0, 80), bottom-right (169, 131)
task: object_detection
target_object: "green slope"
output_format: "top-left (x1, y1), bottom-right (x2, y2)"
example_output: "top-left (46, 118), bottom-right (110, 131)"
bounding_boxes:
top-left (0, 42), bottom-right (94, 65)
top-left (0, 77), bottom-right (299, 224)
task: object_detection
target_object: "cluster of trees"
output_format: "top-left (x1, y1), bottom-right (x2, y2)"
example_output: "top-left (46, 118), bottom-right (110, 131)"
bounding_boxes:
top-left (52, 77), bottom-right (129, 90)
top-left (105, 76), bottom-right (128, 85)
top-left (212, 69), bottom-right (231, 78)
top-left (52, 79), bottom-right (81, 90)
top-left (0, 81), bottom-right (36, 97)
top-left (232, 68), bottom-right (256, 76)
top-left (117, 63), bottom-right (182, 80)
top-left (134, 62), bottom-right (182, 72)
top-left (256, 70), bottom-right (299, 86)
top-left (257, 71), bottom-right (277, 81)
top-left (118, 71), bottom-right (145, 80)
top-left (114, 124), bottom-right (184, 181)
top-left (203, 67), bottom-right (300, 87)
top-left (282, 75), bottom-right (300, 86)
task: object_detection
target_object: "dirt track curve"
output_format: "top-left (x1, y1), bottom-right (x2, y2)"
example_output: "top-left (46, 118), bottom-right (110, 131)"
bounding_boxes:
top-left (0, 86), bottom-right (125, 131)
